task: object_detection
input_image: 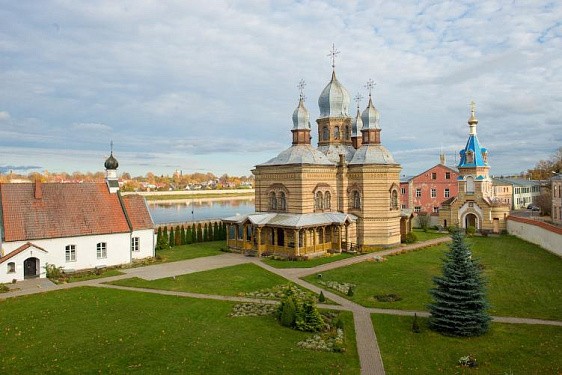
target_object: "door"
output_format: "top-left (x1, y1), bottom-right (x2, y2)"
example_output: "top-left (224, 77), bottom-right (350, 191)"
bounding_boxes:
top-left (465, 213), bottom-right (477, 229)
top-left (493, 218), bottom-right (500, 234)
top-left (24, 257), bottom-right (39, 279)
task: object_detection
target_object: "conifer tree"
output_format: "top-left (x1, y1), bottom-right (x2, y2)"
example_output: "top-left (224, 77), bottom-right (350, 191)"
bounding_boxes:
top-left (175, 225), bottom-right (181, 246)
top-left (163, 226), bottom-right (169, 244)
top-left (213, 222), bottom-right (220, 240)
top-left (428, 229), bottom-right (490, 337)
top-left (186, 226), bottom-right (193, 244)
top-left (191, 224), bottom-right (197, 243)
top-left (169, 227), bottom-right (175, 248)
top-left (222, 222), bottom-right (227, 240)
top-left (180, 225), bottom-right (186, 245)
top-left (156, 227), bottom-right (162, 250)
top-left (203, 223), bottom-right (209, 242)
top-left (197, 223), bottom-right (203, 243)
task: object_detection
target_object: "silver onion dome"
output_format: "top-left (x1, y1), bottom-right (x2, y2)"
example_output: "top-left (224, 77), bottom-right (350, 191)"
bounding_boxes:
top-left (318, 71), bottom-right (350, 118)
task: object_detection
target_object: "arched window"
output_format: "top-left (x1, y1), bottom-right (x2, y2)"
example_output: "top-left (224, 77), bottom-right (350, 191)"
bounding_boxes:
top-left (279, 192), bottom-right (286, 211)
top-left (391, 190), bottom-right (398, 210)
top-left (345, 125), bottom-right (350, 140)
top-left (324, 191), bottom-right (331, 210)
top-left (322, 126), bottom-right (329, 141)
top-left (466, 176), bottom-right (475, 194)
top-left (7, 262), bottom-right (15, 273)
top-left (334, 126), bottom-right (340, 140)
top-left (352, 191), bottom-right (361, 209)
top-left (315, 191), bottom-right (324, 210)
top-left (269, 191), bottom-right (277, 210)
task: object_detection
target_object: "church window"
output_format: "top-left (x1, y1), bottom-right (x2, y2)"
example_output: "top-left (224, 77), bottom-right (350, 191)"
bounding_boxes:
top-left (334, 126), bottom-right (340, 140)
top-left (416, 188), bottom-right (421, 197)
top-left (7, 262), bottom-right (15, 273)
top-left (444, 188), bottom-right (450, 198)
top-left (466, 176), bottom-right (475, 194)
top-left (279, 192), bottom-right (286, 211)
top-left (345, 126), bottom-right (350, 140)
top-left (97, 242), bottom-right (107, 259)
top-left (322, 127), bottom-right (329, 141)
top-left (131, 237), bottom-right (140, 252)
top-left (401, 187), bottom-right (406, 195)
top-left (391, 190), bottom-right (398, 210)
top-left (324, 191), bottom-right (331, 210)
top-left (65, 245), bottom-right (76, 262)
top-left (269, 192), bottom-right (277, 210)
top-left (352, 191), bottom-right (361, 209)
top-left (445, 172), bottom-right (451, 179)
top-left (431, 188), bottom-right (436, 198)
top-left (315, 191), bottom-right (324, 210)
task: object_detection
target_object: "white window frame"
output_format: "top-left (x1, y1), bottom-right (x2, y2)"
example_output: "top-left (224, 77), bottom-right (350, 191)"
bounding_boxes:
top-left (7, 262), bottom-right (15, 273)
top-left (431, 188), bottom-right (437, 198)
top-left (97, 242), bottom-right (107, 259)
top-left (131, 237), bottom-right (140, 252)
top-left (416, 188), bottom-right (422, 197)
top-left (414, 206), bottom-right (421, 213)
top-left (433, 207), bottom-right (439, 213)
top-left (65, 245), bottom-right (76, 262)
top-left (445, 188), bottom-right (450, 198)
top-left (401, 187), bottom-right (406, 195)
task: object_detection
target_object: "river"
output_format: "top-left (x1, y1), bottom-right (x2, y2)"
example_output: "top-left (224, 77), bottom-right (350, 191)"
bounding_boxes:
top-left (147, 197), bottom-right (255, 224)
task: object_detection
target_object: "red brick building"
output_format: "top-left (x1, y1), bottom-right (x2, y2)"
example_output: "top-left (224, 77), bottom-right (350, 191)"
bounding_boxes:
top-left (400, 160), bottom-right (459, 215)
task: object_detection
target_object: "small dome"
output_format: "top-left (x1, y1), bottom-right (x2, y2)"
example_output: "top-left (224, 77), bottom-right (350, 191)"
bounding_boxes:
top-left (104, 152), bottom-right (119, 170)
top-left (349, 144), bottom-right (397, 165)
top-left (361, 97), bottom-right (380, 129)
top-left (292, 98), bottom-right (310, 130)
top-left (260, 145), bottom-right (334, 166)
top-left (318, 71), bottom-right (350, 118)
top-left (351, 108), bottom-right (363, 137)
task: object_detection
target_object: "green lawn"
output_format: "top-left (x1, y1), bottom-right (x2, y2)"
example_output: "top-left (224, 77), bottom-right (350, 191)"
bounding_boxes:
top-left (156, 241), bottom-right (224, 263)
top-left (0, 287), bottom-right (360, 374)
top-left (262, 252), bottom-right (355, 269)
top-left (110, 263), bottom-right (290, 297)
top-left (373, 314), bottom-right (562, 374)
top-left (304, 235), bottom-right (562, 320)
top-left (411, 229), bottom-right (448, 242)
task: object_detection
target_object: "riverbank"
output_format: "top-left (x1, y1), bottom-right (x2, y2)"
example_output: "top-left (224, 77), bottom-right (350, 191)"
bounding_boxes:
top-left (122, 189), bottom-right (255, 201)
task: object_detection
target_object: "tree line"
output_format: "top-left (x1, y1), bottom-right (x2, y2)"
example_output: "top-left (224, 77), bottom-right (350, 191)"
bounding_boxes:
top-left (156, 221), bottom-right (228, 250)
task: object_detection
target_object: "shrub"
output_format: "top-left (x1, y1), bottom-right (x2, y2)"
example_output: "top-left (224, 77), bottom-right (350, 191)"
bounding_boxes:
top-left (0, 284), bottom-right (10, 293)
top-left (458, 355), bottom-right (478, 368)
top-left (295, 300), bottom-right (325, 332)
top-left (45, 263), bottom-right (64, 281)
top-left (318, 291), bottom-right (326, 303)
top-left (466, 225), bottom-right (476, 236)
top-left (347, 286), bottom-right (354, 297)
top-left (402, 232), bottom-right (417, 244)
top-left (374, 293), bottom-right (402, 302)
top-left (335, 317), bottom-right (344, 330)
top-left (418, 212), bottom-right (431, 232)
top-left (278, 296), bottom-right (297, 328)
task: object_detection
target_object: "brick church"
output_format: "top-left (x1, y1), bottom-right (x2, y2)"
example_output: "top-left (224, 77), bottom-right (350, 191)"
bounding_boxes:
top-left (224, 61), bottom-right (412, 257)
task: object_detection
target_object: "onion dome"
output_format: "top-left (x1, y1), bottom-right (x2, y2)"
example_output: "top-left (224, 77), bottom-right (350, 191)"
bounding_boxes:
top-left (351, 107), bottom-right (363, 137)
top-left (361, 97), bottom-right (380, 129)
top-left (292, 97), bottom-right (311, 130)
top-left (318, 71), bottom-right (350, 118)
top-left (104, 152), bottom-right (119, 170)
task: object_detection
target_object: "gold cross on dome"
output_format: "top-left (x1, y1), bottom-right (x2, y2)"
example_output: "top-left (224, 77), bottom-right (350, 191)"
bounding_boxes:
top-left (365, 79), bottom-right (376, 98)
top-left (327, 43), bottom-right (340, 69)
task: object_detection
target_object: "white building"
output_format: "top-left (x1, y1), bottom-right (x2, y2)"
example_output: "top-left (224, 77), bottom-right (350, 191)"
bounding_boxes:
top-left (492, 178), bottom-right (541, 209)
top-left (0, 152), bottom-right (155, 283)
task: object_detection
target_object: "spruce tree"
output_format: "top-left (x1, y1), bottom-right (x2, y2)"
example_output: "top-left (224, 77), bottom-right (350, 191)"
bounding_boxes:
top-left (213, 222), bottom-right (220, 240)
top-left (191, 224), bottom-right (197, 243)
top-left (156, 227), bottom-right (162, 250)
top-left (180, 225), bottom-right (186, 245)
top-left (197, 223), bottom-right (203, 243)
top-left (203, 223), bottom-right (209, 242)
top-left (175, 225), bottom-right (181, 246)
top-left (186, 227), bottom-right (193, 244)
top-left (169, 227), bottom-right (175, 248)
top-left (163, 226), bottom-right (169, 245)
top-left (428, 229), bottom-right (490, 337)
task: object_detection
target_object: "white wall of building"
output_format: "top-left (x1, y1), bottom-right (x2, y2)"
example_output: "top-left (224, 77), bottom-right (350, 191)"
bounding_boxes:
top-left (130, 229), bottom-right (156, 260)
top-left (507, 219), bottom-right (562, 257)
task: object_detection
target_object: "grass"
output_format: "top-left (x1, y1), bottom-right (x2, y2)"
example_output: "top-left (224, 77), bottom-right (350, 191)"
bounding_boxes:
top-left (155, 241), bottom-right (224, 263)
top-left (372, 314), bottom-right (562, 374)
top-left (0, 287), bottom-right (360, 374)
top-left (304, 235), bottom-right (562, 320)
top-left (262, 252), bottom-right (355, 269)
top-left (66, 269), bottom-right (123, 283)
top-left (109, 263), bottom-right (290, 297)
top-left (411, 228), bottom-right (448, 242)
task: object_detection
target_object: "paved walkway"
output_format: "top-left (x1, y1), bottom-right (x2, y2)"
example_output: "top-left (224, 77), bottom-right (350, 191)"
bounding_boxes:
top-left (2, 236), bottom-right (561, 375)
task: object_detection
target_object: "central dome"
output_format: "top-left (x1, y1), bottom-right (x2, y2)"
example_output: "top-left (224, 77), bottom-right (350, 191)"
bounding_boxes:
top-left (318, 71), bottom-right (350, 118)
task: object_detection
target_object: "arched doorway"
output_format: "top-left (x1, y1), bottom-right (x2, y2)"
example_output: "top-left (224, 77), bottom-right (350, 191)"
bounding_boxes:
top-left (465, 213), bottom-right (478, 229)
top-left (24, 257), bottom-right (39, 279)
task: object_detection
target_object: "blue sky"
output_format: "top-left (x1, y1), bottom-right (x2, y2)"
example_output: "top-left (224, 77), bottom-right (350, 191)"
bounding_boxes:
top-left (1, 1), bottom-right (560, 177)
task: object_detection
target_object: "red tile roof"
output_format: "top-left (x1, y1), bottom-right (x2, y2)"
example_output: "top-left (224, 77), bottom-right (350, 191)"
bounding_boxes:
top-left (0, 242), bottom-right (47, 264)
top-left (121, 194), bottom-right (154, 230)
top-left (0, 183), bottom-right (131, 241)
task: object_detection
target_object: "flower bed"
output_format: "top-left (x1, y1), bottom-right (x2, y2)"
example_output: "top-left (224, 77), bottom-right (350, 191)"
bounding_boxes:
top-left (297, 328), bottom-right (345, 352)
top-left (318, 280), bottom-right (356, 294)
top-left (229, 303), bottom-right (279, 317)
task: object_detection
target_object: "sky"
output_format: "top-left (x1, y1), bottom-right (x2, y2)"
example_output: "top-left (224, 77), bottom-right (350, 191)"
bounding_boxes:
top-left (1, 1), bottom-right (561, 178)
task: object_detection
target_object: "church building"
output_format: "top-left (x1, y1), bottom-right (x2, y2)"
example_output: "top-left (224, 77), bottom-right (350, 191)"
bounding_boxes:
top-left (0, 151), bottom-right (155, 282)
top-left (439, 103), bottom-right (510, 233)
top-left (224, 62), bottom-right (407, 257)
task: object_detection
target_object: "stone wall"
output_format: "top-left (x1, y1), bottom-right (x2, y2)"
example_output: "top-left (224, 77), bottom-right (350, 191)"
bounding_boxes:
top-left (506, 216), bottom-right (562, 257)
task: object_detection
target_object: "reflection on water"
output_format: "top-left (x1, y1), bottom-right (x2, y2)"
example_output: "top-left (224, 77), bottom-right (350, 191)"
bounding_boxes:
top-left (148, 198), bottom-right (255, 224)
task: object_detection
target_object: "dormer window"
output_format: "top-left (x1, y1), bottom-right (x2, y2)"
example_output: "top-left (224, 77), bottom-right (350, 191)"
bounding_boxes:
top-left (466, 151), bottom-right (474, 164)
top-left (482, 151), bottom-right (488, 163)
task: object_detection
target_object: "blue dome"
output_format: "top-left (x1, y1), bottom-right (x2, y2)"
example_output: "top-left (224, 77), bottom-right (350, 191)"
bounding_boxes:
top-left (318, 71), bottom-right (350, 118)
top-left (292, 98), bottom-right (310, 130)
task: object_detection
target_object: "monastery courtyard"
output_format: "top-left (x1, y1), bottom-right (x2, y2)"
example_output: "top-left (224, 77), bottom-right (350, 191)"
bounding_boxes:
top-left (1, 236), bottom-right (561, 375)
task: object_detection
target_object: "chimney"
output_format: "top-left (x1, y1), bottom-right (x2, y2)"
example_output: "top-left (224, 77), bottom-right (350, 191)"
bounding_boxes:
top-left (34, 179), bottom-right (42, 199)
